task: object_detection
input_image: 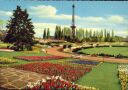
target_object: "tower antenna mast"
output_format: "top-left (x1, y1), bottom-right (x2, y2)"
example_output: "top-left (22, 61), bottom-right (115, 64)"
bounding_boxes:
top-left (71, 3), bottom-right (76, 41)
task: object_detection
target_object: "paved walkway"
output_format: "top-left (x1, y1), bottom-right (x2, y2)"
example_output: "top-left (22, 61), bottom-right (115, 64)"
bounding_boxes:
top-left (0, 49), bottom-right (14, 52)
top-left (46, 47), bottom-right (128, 63)
top-left (46, 47), bottom-right (72, 58)
top-left (0, 68), bottom-right (49, 89)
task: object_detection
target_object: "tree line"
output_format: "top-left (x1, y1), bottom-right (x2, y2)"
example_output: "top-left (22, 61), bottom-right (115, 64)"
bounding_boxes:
top-left (54, 25), bottom-right (123, 42)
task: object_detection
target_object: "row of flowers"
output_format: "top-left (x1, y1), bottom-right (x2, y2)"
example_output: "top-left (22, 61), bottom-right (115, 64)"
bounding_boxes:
top-left (0, 57), bottom-right (16, 64)
top-left (70, 60), bottom-right (99, 66)
top-left (25, 76), bottom-right (97, 90)
top-left (14, 62), bottom-right (92, 82)
top-left (118, 65), bottom-right (128, 90)
top-left (13, 56), bottom-right (64, 61)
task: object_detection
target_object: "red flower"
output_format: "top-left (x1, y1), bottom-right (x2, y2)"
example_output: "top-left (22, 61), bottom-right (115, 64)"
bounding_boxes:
top-left (15, 62), bottom-right (92, 82)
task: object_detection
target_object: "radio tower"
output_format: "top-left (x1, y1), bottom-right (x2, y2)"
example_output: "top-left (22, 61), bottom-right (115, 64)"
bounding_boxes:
top-left (71, 4), bottom-right (76, 41)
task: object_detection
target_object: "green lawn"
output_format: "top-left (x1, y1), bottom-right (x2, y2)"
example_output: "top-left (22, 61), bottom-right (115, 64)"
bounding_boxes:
top-left (0, 51), bottom-right (47, 67)
top-left (0, 45), bottom-right (48, 67)
top-left (0, 42), bottom-right (11, 48)
top-left (76, 63), bottom-right (121, 90)
top-left (79, 47), bottom-right (128, 56)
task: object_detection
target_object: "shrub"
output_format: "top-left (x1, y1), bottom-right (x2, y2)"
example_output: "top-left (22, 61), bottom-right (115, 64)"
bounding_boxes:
top-left (115, 54), bottom-right (123, 59)
top-left (68, 44), bottom-right (72, 48)
top-left (63, 45), bottom-right (67, 49)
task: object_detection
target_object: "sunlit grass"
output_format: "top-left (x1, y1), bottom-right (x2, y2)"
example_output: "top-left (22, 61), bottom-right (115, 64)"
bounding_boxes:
top-left (79, 47), bottom-right (128, 56)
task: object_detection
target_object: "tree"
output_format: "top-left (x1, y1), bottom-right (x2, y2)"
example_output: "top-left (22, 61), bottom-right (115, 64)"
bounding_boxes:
top-left (46, 28), bottom-right (50, 39)
top-left (4, 6), bottom-right (35, 51)
top-left (54, 26), bottom-right (59, 39)
top-left (43, 28), bottom-right (47, 39)
top-left (54, 26), bottom-right (62, 40)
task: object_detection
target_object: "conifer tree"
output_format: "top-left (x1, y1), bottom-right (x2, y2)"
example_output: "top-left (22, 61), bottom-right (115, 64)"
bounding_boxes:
top-left (4, 6), bottom-right (35, 51)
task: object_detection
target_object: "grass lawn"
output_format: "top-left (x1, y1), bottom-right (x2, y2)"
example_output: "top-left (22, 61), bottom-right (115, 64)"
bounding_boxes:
top-left (76, 63), bottom-right (121, 90)
top-left (0, 51), bottom-right (48, 67)
top-left (0, 43), bottom-right (48, 67)
top-left (0, 42), bottom-right (11, 48)
top-left (79, 47), bottom-right (128, 56)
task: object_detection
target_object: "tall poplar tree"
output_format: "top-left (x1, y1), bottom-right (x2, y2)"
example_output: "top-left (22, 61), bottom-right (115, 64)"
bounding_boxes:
top-left (43, 28), bottom-right (46, 39)
top-left (47, 28), bottom-right (50, 39)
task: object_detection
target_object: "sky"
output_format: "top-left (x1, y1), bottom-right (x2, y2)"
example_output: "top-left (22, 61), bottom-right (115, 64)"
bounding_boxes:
top-left (0, 0), bottom-right (128, 37)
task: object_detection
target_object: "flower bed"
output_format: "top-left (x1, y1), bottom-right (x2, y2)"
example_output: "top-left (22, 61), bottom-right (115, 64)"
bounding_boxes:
top-left (15, 62), bottom-right (92, 82)
top-left (118, 65), bottom-right (128, 90)
top-left (70, 60), bottom-right (99, 66)
top-left (14, 56), bottom-right (64, 61)
top-left (25, 76), bottom-right (97, 90)
top-left (0, 57), bottom-right (16, 64)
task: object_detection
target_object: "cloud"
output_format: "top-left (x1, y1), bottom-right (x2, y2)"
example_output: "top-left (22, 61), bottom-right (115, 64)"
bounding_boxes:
top-left (81, 17), bottom-right (104, 23)
top-left (107, 15), bottom-right (125, 24)
top-left (29, 5), bottom-right (81, 20)
top-left (29, 5), bottom-right (127, 27)
top-left (30, 5), bottom-right (57, 17)
top-left (0, 10), bottom-right (12, 16)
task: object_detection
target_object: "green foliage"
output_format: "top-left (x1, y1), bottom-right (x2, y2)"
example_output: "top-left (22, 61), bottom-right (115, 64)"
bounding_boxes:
top-left (0, 30), bottom-right (7, 41)
top-left (76, 28), bottom-right (85, 42)
top-left (47, 28), bottom-right (50, 39)
top-left (113, 36), bottom-right (123, 42)
top-left (53, 25), bottom-right (124, 42)
top-left (54, 26), bottom-right (62, 40)
top-left (43, 28), bottom-right (50, 39)
top-left (43, 28), bottom-right (47, 39)
top-left (4, 6), bottom-right (35, 51)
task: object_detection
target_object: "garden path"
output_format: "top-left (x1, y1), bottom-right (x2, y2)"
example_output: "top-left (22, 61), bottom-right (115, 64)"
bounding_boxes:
top-left (0, 67), bottom-right (49, 89)
top-left (46, 46), bottom-right (72, 57)
top-left (46, 47), bottom-right (128, 63)
top-left (0, 49), bottom-right (14, 52)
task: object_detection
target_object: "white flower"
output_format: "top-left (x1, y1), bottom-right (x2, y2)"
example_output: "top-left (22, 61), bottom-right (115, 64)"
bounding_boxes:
top-left (42, 79), bottom-right (46, 82)
top-left (55, 76), bottom-right (59, 79)
top-left (51, 76), bottom-right (55, 79)
top-left (27, 82), bottom-right (34, 88)
top-left (59, 76), bottom-right (63, 80)
top-left (46, 77), bottom-right (51, 80)
top-left (35, 80), bottom-right (42, 85)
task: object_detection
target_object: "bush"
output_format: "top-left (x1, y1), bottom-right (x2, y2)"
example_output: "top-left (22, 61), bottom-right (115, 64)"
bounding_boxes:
top-left (63, 45), bottom-right (67, 49)
top-left (115, 54), bottom-right (124, 59)
top-left (68, 44), bottom-right (72, 48)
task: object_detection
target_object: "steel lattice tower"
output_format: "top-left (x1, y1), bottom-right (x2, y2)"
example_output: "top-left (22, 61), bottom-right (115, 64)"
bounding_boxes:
top-left (71, 4), bottom-right (76, 40)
